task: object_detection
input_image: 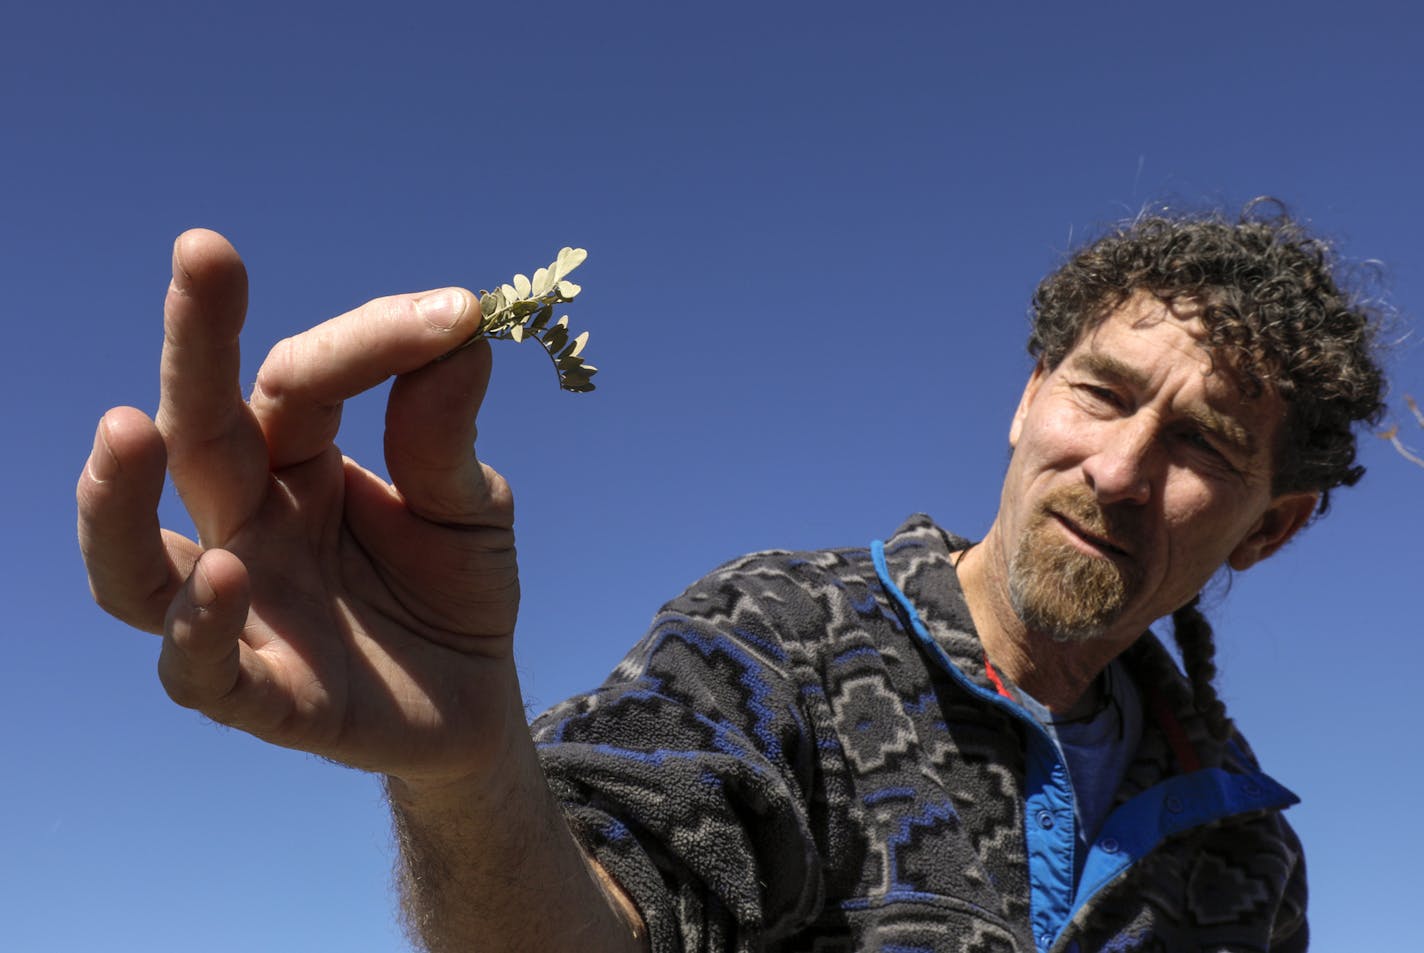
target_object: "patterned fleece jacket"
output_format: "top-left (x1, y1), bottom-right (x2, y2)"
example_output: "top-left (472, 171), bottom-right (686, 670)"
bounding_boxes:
top-left (531, 515), bottom-right (1308, 953)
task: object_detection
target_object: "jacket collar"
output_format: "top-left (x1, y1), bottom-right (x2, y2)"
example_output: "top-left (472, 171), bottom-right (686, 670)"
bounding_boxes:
top-left (877, 514), bottom-right (1248, 784)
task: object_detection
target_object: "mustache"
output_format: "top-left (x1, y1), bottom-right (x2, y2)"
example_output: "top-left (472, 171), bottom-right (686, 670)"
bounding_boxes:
top-left (1037, 486), bottom-right (1141, 551)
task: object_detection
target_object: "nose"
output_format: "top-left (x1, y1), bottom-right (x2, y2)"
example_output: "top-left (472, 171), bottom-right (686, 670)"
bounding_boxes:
top-left (1082, 418), bottom-right (1156, 505)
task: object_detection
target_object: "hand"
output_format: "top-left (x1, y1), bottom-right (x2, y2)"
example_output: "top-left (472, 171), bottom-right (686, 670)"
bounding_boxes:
top-left (78, 229), bottom-right (526, 784)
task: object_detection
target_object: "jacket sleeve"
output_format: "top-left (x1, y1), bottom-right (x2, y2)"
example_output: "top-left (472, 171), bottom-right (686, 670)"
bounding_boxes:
top-left (1269, 822), bottom-right (1309, 952)
top-left (530, 556), bottom-right (827, 953)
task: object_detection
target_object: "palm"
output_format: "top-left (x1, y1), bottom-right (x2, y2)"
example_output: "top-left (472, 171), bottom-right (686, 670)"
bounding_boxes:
top-left (207, 450), bottom-right (507, 774)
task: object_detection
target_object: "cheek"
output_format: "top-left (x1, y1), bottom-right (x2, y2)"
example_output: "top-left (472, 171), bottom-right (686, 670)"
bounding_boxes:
top-left (1165, 482), bottom-right (1216, 525)
top-left (1017, 404), bottom-right (1094, 466)
top-left (1162, 474), bottom-right (1251, 560)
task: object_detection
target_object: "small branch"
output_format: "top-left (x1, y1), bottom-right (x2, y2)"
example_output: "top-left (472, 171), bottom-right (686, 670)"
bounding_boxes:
top-left (1388, 434), bottom-right (1424, 468)
top-left (442, 247), bottom-right (597, 392)
top-left (1380, 423), bottom-right (1424, 468)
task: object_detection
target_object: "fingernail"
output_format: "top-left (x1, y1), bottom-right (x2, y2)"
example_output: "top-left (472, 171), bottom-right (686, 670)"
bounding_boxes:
top-left (170, 234), bottom-right (193, 291)
top-left (88, 421), bottom-right (118, 483)
top-left (416, 289), bottom-right (466, 330)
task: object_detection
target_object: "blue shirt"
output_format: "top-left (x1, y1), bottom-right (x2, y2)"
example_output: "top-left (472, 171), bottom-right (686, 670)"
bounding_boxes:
top-left (1011, 659), bottom-right (1144, 880)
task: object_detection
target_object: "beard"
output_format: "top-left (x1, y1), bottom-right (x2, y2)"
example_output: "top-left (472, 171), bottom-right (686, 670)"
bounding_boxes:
top-left (1007, 486), bottom-right (1143, 643)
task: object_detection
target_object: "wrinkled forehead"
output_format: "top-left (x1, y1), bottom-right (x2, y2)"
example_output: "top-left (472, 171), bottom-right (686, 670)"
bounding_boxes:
top-left (1076, 289), bottom-right (1268, 398)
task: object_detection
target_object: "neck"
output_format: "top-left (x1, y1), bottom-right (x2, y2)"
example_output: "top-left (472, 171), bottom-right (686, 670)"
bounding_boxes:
top-left (955, 527), bottom-right (1136, 717)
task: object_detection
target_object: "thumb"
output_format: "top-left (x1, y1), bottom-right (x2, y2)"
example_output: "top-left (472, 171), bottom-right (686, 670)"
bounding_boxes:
top-left (384, 337), bottom-right (513, 528)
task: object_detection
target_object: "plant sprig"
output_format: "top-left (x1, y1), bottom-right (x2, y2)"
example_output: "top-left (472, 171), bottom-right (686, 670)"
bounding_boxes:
top-left (447, 246), bottom-right (597, 392)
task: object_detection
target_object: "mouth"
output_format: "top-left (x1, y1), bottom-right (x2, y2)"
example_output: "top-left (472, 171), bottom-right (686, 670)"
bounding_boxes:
top-left (1050, 512), bottom-right (1132, 559)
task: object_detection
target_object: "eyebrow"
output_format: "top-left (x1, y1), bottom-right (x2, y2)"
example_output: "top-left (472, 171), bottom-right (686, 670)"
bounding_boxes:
top-left (1069, 351), bottom-right (1259, 458)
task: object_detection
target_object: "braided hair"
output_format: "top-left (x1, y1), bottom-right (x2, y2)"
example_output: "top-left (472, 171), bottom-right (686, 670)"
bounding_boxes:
top-left (1170, 596), bottom-right (1232, 741)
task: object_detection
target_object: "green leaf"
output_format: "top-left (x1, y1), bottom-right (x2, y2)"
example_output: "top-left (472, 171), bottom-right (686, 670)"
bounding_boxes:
top-left (554, 246), bottom-right (587, 280)
top-left (542, 323), bottom-right (569, 355)
top-left (452, 247), bottom-right (598, 392)
top-left (480, 290), bottom-right (501, 318)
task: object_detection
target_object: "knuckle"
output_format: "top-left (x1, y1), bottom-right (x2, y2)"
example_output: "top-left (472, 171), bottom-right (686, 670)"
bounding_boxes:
top-left (483, 465), bottom-right (515, 512)
top-left (158, 643), bottom-right (235, 712)
top-left (157, 660), bottom-right (207, 710)
top-left (86, 575), bottom-right (168, 634)
top-left (376, 292), bottom-right (417, 324)
top-left (253, 336), bottom-right (298, 402)
top-left (88, 581), bottom-right (129, 618)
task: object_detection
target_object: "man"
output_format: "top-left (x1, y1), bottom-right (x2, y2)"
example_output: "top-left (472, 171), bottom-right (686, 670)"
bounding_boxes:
top-left (78, 207), bottom-right (1384, 952)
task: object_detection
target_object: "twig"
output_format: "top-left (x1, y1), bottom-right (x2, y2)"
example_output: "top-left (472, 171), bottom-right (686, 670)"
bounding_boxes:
top-left (1380, 395), bottom-right (1424, 468)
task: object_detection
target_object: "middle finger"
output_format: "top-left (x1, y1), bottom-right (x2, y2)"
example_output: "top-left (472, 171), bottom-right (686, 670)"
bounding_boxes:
top-left (158, 229), bottom-right (271, 545)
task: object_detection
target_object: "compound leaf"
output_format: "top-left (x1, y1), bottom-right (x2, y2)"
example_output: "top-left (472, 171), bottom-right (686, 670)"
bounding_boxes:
top-left (451, 247), bottom-right (598, 392)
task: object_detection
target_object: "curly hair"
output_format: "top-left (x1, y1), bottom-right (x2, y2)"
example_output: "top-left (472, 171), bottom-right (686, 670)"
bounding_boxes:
top-left (1029, 200), bottom-right (1387, 514)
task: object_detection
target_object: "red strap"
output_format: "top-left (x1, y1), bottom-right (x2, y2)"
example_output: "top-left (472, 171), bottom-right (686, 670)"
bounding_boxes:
top-left (983, 658), bottom-right (1016, 700)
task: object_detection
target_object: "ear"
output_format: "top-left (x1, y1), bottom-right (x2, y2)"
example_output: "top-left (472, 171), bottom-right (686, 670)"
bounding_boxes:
top-left (1227, 492), bottom-right (1319, 571)
top-left (1009, 362), bottom-right (1048, 448)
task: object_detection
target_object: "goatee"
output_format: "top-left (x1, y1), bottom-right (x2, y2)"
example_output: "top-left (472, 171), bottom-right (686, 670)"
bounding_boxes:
top-left (1007, 486), bottom-right (1141, 643)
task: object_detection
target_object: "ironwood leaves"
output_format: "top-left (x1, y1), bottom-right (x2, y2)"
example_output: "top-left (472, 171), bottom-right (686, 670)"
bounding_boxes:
top-left (448, 246), bottom-right (597, 392)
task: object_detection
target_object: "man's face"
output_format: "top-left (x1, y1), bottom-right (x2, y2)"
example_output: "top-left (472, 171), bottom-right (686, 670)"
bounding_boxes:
top-left (997, 292), bottom-right (1316, 642)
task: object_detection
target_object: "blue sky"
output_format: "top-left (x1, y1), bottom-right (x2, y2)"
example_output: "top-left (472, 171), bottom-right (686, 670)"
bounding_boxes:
top-left (4, 2), bottom-right (1422, 949)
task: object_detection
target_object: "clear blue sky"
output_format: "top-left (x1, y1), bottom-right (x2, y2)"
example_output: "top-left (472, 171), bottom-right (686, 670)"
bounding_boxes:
top-left (4, 2), bottom-right (1421, 950)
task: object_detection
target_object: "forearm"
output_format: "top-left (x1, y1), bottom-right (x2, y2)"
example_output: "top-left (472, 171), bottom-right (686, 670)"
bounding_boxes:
top-left (386, 713), bottom-right (647, 953)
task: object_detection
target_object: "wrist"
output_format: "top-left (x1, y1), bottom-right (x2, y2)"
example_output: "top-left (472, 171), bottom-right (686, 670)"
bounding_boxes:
top-left (383, 669), bottom-right (535, 804)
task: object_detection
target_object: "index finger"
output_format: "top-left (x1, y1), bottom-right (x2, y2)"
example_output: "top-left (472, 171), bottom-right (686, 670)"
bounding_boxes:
top-left (250, 287), bottom-right (482, 469)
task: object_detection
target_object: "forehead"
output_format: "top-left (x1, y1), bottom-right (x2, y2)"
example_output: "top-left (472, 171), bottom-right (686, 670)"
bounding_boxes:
top-left (1070, 293), bottom-right (1234, 389)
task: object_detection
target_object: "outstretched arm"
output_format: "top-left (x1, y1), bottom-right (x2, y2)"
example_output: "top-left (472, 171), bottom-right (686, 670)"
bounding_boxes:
top-left (76, 228), bottom-right (645, 953)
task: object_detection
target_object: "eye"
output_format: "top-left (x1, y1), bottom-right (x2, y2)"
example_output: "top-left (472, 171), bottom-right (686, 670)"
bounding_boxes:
top-left (1178, 429), bottom-right (1235, 468)
top-left (1078, 384), bottom-right (1125, 409)
top-left (1184, 431), bottom-right (1218, 453)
